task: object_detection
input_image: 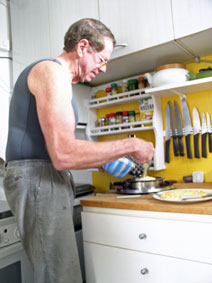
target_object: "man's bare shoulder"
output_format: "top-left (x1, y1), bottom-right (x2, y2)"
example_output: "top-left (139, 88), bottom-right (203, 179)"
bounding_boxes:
top-left (28, 60), bottom-right (70, 96)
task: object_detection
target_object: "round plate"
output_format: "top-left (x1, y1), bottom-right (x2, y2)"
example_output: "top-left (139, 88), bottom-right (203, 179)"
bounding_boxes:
top-left (153, 189), bottom-right (212, 203)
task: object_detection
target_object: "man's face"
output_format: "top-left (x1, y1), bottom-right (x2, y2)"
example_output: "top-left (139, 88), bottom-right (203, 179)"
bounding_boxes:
top-left (79, 37), bottom-right (114, 82)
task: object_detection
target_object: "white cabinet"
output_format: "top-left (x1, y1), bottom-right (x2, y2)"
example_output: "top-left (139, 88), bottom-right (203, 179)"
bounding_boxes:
top-left (10, 0), bottom-right (99, 82)
top-left (99, 0), bottom-right (174, 59)
top-left (172, 0), bottom-right (212, 39)
top-left (10, 0), bottom-right (51, 83)
top-left (47, 0), bottom-right (99, 58)
top-left (82, 208), bottom-right (212, 283)
top-left (0, 0), bottom-right (10, 51)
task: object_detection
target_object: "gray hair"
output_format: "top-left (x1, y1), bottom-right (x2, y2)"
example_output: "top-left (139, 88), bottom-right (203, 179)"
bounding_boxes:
top-left (64, 18), bottom-right (116, 52)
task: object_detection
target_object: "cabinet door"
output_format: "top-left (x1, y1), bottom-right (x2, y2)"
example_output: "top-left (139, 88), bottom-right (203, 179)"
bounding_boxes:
top-left (10, 0), bottom-right (51, 83)
top-left (84, 242), bottom-right (212, 283)
top-left (172, 0), bottom-right (212, 39)
top-left (47, 0), bottom-right (99, 57)
top-left (99, 0), bottom-right (174, 59)
top-left (0, 1), bottom-right (10, 51)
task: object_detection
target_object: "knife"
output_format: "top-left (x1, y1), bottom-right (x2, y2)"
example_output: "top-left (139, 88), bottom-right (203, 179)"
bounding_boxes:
top-left (206, 112), bottom-right (212, 152)
top-left (202, 112), bottom-right (207, 158)
top-left (181, 97), bottom-right (192, 158)
top-left (165, 103), bottom-right (171, 163)
top-left (192, 107), bottom-right (201, 158)
top-left (174, 101), bottom-right (184, 156)
top-left (168, 101), bottom-right (178, 156)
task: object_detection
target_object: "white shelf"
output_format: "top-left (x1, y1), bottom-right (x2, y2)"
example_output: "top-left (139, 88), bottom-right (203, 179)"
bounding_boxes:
top-left (145, 77), bottom-right (212, 97)
top-left (90, 120), bottom-right (153, 136)
top-left (88, 77), bottom-right (212, 110)
top-left (88, 89), bottom-right (148, 109)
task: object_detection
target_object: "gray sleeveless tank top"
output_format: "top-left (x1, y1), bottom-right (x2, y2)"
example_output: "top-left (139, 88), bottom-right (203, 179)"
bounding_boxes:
top-left (6, 58), bottom-right (78, 162)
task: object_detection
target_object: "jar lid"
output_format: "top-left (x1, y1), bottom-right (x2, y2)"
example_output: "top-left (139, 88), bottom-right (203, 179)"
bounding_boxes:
top-left (122, 111), bottom-right (129, 115)
top-left (106, 87), bottom-right (112, 91)
top-left (138, 77), bottom-right (145, 81)
top-left (155, 63), bottom-right (186, 72)
top-left (106, 114), bottom-right (110, 118)
top-left (111, 83), bottom-right (118, 87)
top-left (116, 112), bottom-right (123, 115)
top-left (110, 113), bottom-right (116, 116)
top-left (129, 110), bottom-right (135, 115)
top-left (128, 79), bottom-right (138, 84)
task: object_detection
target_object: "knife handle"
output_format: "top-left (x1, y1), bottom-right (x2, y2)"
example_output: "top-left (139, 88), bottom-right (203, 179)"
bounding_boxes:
top-left (173, 136), bottom-right (179, 156)
top-left (202, 133), bottom-right (207, 158)
top-left (165, 139), bottom-right (170, 163)
top-left (186, 134), bottom-right (192, 159)
top-left (208, 133), bottom-right (212, 153)
top-left (178, 136), bottom-right (184, 156)
top-left (194, 134), bottom-right (200, 158)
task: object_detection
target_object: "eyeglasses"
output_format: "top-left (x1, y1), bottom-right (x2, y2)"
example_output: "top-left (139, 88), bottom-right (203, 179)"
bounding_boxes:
top-left (92, 48), bottom-right (108, 67)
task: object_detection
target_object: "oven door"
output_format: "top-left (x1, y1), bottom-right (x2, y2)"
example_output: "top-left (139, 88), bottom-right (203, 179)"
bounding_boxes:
top-left (0, 242), bottom-right (34, 283)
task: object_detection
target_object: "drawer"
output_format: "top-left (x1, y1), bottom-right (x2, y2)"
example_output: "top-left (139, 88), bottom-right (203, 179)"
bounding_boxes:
top-left (82, 212), bottom-right (212, 264)
top-left (84, 242), bottom-right (212, 283)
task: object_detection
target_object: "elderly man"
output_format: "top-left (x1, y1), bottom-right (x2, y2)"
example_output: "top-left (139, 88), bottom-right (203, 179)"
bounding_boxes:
top-left (4, 18), bottom-right (154, 283)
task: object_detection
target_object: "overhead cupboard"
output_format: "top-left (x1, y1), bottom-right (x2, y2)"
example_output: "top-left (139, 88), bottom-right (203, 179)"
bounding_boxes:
top-left (87, 76), bottom-right (212, 171)
top-left (10, 0), bottom-right (212, 84)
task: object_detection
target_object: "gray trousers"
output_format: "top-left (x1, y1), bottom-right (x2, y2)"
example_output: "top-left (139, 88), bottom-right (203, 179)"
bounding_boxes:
top-left (3, 159), bottom-right (82, 283)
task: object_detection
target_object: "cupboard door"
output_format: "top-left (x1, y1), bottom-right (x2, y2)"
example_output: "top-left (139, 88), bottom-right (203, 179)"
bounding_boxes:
top-left (99, 0), bottom-right (174, 59)
top-left (47, 0), bottom-right (99, 57)
top-left (172, 0), bottom-right (212, 39)
top-left (10, 0), bottom-right (51, 83)
top-left (84, 242), bottom-right (212, 283)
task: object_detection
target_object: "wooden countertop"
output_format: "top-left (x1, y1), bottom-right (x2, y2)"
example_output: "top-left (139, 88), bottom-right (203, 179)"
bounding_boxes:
top-left (80, 183), bottom-right (212, 215)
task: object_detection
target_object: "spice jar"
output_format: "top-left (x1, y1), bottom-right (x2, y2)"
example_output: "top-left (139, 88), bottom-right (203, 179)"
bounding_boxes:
top-left (111, 83), bottom-right (118, 95)
top-left (129, 110), bottom-right (135, 123)
top-left (106, 87), bottom-right (112, 96)
top-left (138, 77), bottom-right (146, 89)
top-left (135, 112), bottom-right (140, 122)
top-left (128, 79), bottom-right (138, 91)
top-left (121, 79), bottom-right (128, 93)
top-left (99, 116), bottom-right (105, 127)
top-left (110, 113), bottom-right (116, 125)
top-left (105, 114), bottom-right (110, 126)
top-left (122, 111), bottom-right (129, 124)
top-left (115, 112), bottom-right (123, 124)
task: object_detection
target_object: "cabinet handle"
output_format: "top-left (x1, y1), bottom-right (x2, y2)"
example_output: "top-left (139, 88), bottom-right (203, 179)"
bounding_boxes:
top-left (114, 43), bottom-right (128, 48)
top-left (139, 233), bottom-right (147, 240)
top-left (140, 268), bottom-right (149, 275)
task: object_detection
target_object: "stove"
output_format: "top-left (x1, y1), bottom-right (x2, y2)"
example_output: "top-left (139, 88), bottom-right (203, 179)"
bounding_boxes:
top-left (0, 200), bottom-right (20, 249)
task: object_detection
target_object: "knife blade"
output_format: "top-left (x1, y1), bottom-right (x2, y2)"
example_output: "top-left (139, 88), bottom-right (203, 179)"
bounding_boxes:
top-left (202, 112), bottom-right (207, 158)
top-left (174, 101), bottom-right (184, 156)
top-left (206, 112), bottom-right (212, 152)
top-left (168, 101), bottom-right (178, 156)
top-left (192, 107), bottom-right (201, 158)
top-left (181, 97), bottom-right (192, 158)
top-left (165, 103), bottom-right (171, 163)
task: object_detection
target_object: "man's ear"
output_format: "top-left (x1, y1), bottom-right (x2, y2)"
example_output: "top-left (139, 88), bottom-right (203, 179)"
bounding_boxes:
top-left (77, 39), bottom-right (90, 57)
